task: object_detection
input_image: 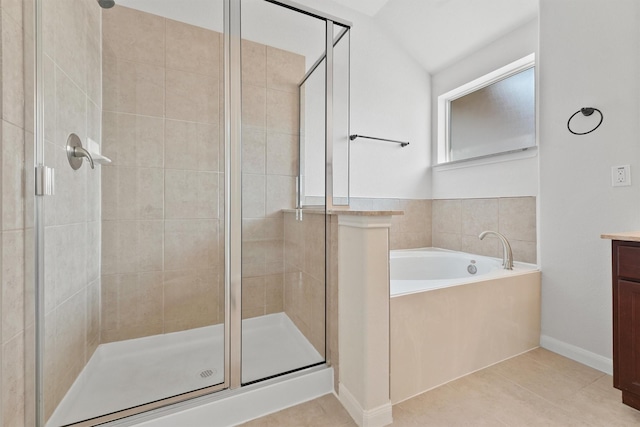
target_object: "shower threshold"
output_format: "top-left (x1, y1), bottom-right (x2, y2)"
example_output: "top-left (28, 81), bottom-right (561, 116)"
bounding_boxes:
top-left (47, 312), bottom-right (324, 427)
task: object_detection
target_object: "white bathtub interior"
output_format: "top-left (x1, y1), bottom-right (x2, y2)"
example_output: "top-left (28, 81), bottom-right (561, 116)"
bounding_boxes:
top-left (47, 313), bottom-right (323, 427)
top-left (390, 248), bottom-right (539, 296)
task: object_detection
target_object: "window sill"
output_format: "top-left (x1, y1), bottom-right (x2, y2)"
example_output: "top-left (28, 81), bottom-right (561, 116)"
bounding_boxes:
top-left (432, 145), bottom-right (538, 172)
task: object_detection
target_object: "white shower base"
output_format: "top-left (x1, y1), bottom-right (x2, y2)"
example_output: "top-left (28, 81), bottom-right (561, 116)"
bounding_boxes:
top-left (48, 313), bottom-right (324, 427)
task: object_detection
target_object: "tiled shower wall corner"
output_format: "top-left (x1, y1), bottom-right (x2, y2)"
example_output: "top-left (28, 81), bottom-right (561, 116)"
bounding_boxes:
top-left (283, 211), bottom-right (326, 357)
top-left (40, 0), bottom-right (103, 420)
top-left (100, 6), bottom-right (224, 342)
top-left (1, 0), bottom-right (33, 425)
top-left (240, 40), bottom-right (303, 320)
top-left (100, 5), bottom-right (303, 340)
top-left (432, 197), bottom-right (537, 263)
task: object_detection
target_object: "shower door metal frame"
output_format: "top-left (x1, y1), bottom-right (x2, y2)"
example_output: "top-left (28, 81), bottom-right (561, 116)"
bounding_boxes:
top-left (32, 0), bottom-right (351, 425)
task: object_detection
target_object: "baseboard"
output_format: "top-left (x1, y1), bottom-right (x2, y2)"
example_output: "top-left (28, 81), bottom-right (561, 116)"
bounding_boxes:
top-left (338, 383), bottom-right (393, 427)
top-left (540, 335), bottom-right (613, 375)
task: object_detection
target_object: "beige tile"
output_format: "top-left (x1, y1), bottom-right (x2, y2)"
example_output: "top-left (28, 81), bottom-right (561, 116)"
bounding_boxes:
top-left (498, 197), bottom-right (536, 242)
top-left (432, 232), bottom-right (461, 251)
top-left (1, 9), bottom-right (25, 128)
top-left (267, 132), bottom-right (298, 176)
top-left (86, 279), bottom-right (100, 360)
top-left (165, 120), bottom-right (219, 172)
top-left (166, 18), bottom-right (220, 76)
top-left (242, 174), bottom-right (266, 218)
top-left (102, 112), bottom-right (165, 168)
top-left (86, 26), bottom-right (102, 106)
top-left (164, 269), bottom-right (218, 333)
top-left (266, 89), bottom-right (299, 133)
top-left (266, 175), bottom-right (296, 217)
top-left (100, 272), bottom-right (164, 342)
top-left (432, 199), bottom-right (462, 235)
top-left (558, 380), bottom-right (640, 426)
top-left (510, 239), bottom-right (537, 264)
top-left (266, 46), bottom-right (305, 93)
top-left (165, 169), bottom-right (218, 219)
top-left (55, 66), bottom-right (87, 148)
top-left (487, 352), bottom-right (594, 403)
top-left (2, 120), bottom-right (24, 231)
top-left (54, 290), bottom-right (86, 383)
top-left (103, 56), bottom-right (165, 117)
top-left (461, 198), bottom-right (498, 237)
top-left (242, 127), bottom-right (266, 174)
top-left (43, 56), bottom-right (55, 143)
top-left (242, 277), bottom-right (266, 311)
top-left (101, 220), bottom-right (163, 275)
top-left (166, 68), bottom-right (218, 124)
top-left (242, 39), bottom-right (266, 88)
top-left (102, 166), bottom-right (164, 221)
top-left (54, 0), bottom-right (88, 90)
top-left (2, 332), bottom-right (25, 427)
top-left (242, 84), bottom-right (267, 128)
top-left (2, 231), bottom-right (24, 343)
top-left (461, 234), bottom-right (500, 258)
top-left (53, 144), bottom-right (87, 225)
top-left (102, 4), bottom-right (165, 66)
top-left (51, 223), bottom-right (88, 306)
top-left (164, 219), bottom-right (218, 271)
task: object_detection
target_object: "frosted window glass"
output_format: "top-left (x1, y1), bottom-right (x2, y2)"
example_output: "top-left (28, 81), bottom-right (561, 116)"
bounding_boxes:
top-left (449, 67), bottom-right (535, 161)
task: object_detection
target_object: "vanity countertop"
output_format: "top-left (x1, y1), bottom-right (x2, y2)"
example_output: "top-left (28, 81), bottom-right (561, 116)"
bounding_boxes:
top-left (601, 232), bottom-right (640, 242)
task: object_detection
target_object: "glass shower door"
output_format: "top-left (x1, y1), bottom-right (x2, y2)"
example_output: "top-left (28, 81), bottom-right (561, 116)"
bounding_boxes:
top-left (38, 1), bottom-right (227, 425)
top-left (239, 0), bottom-right (329, 385)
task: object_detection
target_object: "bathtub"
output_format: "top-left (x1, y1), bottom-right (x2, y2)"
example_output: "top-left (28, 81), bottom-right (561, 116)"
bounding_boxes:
top-left (390, 248), bottom-right (539, 296)
top-left (389, 247), bottom-right (541, 403)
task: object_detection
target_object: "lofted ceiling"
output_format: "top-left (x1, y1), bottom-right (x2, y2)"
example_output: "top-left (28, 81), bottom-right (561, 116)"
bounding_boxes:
top-left (335, 0), bottom-right (538, 74)
top-left (117, 0), bottom-right (538, 76)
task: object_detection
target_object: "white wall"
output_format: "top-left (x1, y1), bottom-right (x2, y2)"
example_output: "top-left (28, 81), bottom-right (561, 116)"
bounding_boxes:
top-left (297, 0), bottom-right (432, 199)
top-left (539, 0), bottom-right (640, 371)
top-left (431, 19), bottom-right (539, 199)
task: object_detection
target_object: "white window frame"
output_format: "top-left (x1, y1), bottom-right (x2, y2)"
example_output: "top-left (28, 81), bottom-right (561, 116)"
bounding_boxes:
top-left (436, 53), bottom-right (536, 165)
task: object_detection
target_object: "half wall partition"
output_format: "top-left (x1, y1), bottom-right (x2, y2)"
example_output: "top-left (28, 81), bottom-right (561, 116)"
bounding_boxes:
top-left (32, 0), bottom-right (351, 425)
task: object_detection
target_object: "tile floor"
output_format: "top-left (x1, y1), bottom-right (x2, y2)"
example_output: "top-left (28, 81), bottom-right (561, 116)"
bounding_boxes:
top-left (239, 348), bottom-right (640, 426)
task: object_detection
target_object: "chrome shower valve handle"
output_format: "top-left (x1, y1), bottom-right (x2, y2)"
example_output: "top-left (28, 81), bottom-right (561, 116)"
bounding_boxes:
top-left (66, 133), bottom-right (95, 170)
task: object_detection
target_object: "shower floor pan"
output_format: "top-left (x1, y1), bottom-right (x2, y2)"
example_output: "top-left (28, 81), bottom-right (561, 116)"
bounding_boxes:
top-left (48, 312), bottom-right (323, 426)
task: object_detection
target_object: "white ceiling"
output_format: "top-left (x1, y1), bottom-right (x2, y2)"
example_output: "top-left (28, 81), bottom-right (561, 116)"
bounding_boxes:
top-left (374, 0), bottom-right (538, 74)
top-left (330, 0), bottom-right (391, 17)
top-left (117, 0), bottom-right (538, 76)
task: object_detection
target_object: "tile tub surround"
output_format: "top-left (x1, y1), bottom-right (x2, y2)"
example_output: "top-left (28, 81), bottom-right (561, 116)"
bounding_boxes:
top-left (390, 269), bottom-right (541, 404)
top-left (432, 196), bottom-right (537, 263)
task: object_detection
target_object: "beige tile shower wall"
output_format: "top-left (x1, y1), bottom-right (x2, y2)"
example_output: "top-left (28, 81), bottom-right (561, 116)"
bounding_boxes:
top-left (37, 0), bottom-right (103, 420)
top-left (283, 211), bottom-right (326, 357)
top-left (241, 41), bottom-right (303, 320)
top-left (349, 198), bottom-right (432, 250)
top-left (1, 1), bottom-right (30, 425)
top-left (432, 197), bottom-right (537, 263)
top-left (101, 6), bottom-right (223, 343)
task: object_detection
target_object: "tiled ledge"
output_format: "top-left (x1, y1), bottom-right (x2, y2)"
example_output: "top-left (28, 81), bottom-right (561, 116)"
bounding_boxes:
top-left (282, 208), bottom-right (404, 216)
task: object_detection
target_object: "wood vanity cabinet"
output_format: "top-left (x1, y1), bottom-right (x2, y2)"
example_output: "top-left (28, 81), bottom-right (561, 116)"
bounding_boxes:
top-left (612, 240), bottom-right (640, 411)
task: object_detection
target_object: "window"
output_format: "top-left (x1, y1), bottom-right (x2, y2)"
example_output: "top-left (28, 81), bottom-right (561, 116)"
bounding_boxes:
top-left (437, 54), bottom-right (536, 164)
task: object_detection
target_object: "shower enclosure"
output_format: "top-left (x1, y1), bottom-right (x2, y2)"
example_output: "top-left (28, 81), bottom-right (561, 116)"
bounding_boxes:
top-left (32, 0), bottom-right (350, 425)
